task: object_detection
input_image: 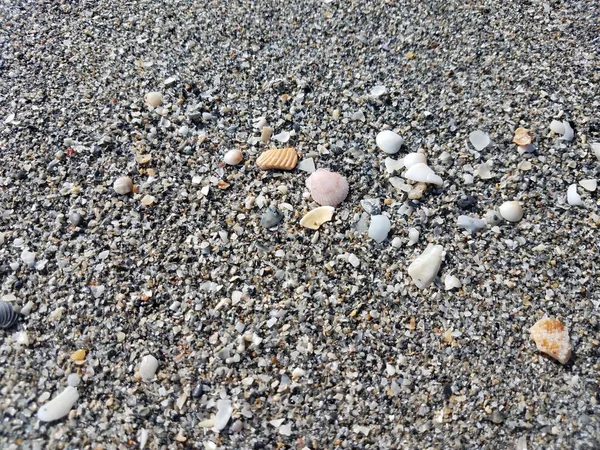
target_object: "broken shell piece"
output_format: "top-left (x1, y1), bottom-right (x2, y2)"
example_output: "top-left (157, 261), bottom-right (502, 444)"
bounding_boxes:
top-left (469, 130), bottom-right (491, 151)
top-left (384, 157), bottom-right (404, 174)
top-left (457, 215), bottom-right (485, 233)
top-left (444, 275), bottom-right (462, 291)
top-left (144, 92), bottom-right (163, 108)
top-left (223, 149), bottom-right (243, 165)
top-left (408, 182), bottom-right (428, 200)
top-left (549, 120), bottom-right (565, 134)
top-left (407, 244), bottom-right (444, 289)
top-left (37, 386), bottom-right (79, 422)
top-left (529, 317), bottom-right (572, 364)
top-left (273, 131), bottom-right (290, 143)
top-left (300, 206), bottom-right (335, 230)
top-left (404, 163), bottom-right (443, 186)
top-left (407, 228), bottom-right (419, 246)
top-left (590, 143), bottom-right (600, 160)
top-left (403, 152), bottom-right (426, 169)
top-left (498, 201), bottom-right (523, 222)
top-left (141, 195), bottom-right (156, 206)
top-left (560, 121), bottom-right (574, 141)
top-left (368, 215), bottom-right (391, 243)
top-left (376, 130), bottom-right (403, 154)
top-left (256, 148), bottom-right (298, 170)
top-left (474, 162), bottom-right (492, 179)
top-left (567, 184), bottom-right (583, 206)
top-left (261, 126), bottom-right (273, 143)
top-left (579, 179), bottom-right (597, 192)
top-left (513, 127), bottom-right (533, 146)
top-left (135, 154), bottom-right (152, 165)
top-left (370, 85), bottom-right (386, 97)
top-left (0, 300), bottom-right (20, 329)
top-left (306, 169), bottom-right (349, 206)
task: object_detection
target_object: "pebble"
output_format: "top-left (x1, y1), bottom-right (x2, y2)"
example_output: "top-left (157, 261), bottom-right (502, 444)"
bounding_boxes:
top-left (408, 182), bottom-right (428, 200)
top-left (567, 184), bottom-right (583, 206)
top-left (370, 85), bottom-right (386, 97)
top-left (260, 207), bottom-right (283, 228)
top-left (15, 331), bottom-right (29, 346)
top-left (144, 92), bottom-right (163, 108)
top-left (404, 163), bottom-right (443, 185)
top-left (261, 126), bottom-right (273, 143)
top-left (530, 317), bottom-right (572, 364)
top-left (474, 162), bottom-right (492, 179)
top-left (407, 228), bottom-right (419, 246)
top-left (498, 201), bottom-right (523, 222)
top-left (300, 206), bottom-right (335, 230)
top-left (68, 212), bottom-right (84, 226)
top-left (306, 169), bottom-right (349, 206)
top-left (376, 130), bottom-right (403, 154)
top-left (368, 215), bottom-right (391, 243)
top-left (456, 195), bottom-right (477, 209)
top-left (407, 244), bottom-right (444, 289)
top-left (457, 215), bottom-right (486, 233)
top-left (214, 399), bottom-right (233, 431)
top-left (139, 354), bottom-right (159, 380)
top-left (272, 131), bottom-right (290, 143)
top-left (579, 179), bottom-right (596, 192)
top-left (71, 349), bottom-right (86, 361)
top-left (37, 386), bottom-right (79, 422)
top-left (21, 250), bottom-right (36, 266)
top-left (113, 176), bottom-right (133, 195)
top-left (67, 373), bottom-right (81, 387)
top-left (223, 149), bottom-right (243, 165)
top-left (360, 198), bottom-right (381, 215)
top-left (297, 158), bottom-right (316, 173)
top-left (391, 237), bottom-right (402, 248)
top-left (469, 130), bottom-right (491, 150)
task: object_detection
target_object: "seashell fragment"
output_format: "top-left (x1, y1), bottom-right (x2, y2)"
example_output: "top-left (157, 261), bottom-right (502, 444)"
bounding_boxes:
top-left (560, 121), bottom-right (574, 141)
top-left (513, 127), bottom-right (532, 146)
top-left (591, 143), bottom-right (600, 160)
top-left (368, 215), bottom-right (391, 243)
top-left (407, 228), bottom-right (419, 246)
top-left (300, 206), bottom-right (335, 230)
top-left (404, 163), bottom-right (443, 185)
top-left (457, 215), bottom-right (486, 233)
top-left (376, 130), bottom-right (403, 154)
top-left (567, 184), bottom-right (583, 206)
top-left (370, 85), bottom-right (386, 97)
top-left (256, 148), bottom-right (298, 171)
top-left (403, 152), bottom-right (426, 169)
top-left (469, 130), bottom-right (491, 151)
top-left (214, 399), bottom-right (233, 431)
top-left (223, 149), bottom-right (243, 165)
top-left (297, 158), bottom-right (316, 173)
top-left (37, 386), bottom-right (79, 422)
top-left (135, 154), bottom-right (152, 165)
top-left (305, 169), bottom-right (349, 206)
top-left (71, 349), bottom-right (86, 361)
top-left (498, 201), bottom-right (523, 222)
top-left (384, 157), bottom-right (404, 174)
top-left (579, 179), bottom-right (597, 192)
top-left (261, 126), bottom-right (273, 143)
top-left (549, 120), bottom-right (565, 134)
top-left (273, 131), bottom-right (290, 143)
top-left (407, 182), bottom-right (428, 200)
top-left (0, 300), bottom-right (20, 329)
top-left (139, 354), bottom-right (159, 380)
top-left (113, 176), bottom-right (133, 195)
top-left (407, 244), bottom-right (444, 289)
top-left (144, 92), bottom-right (163, 108)
top-left (444, 275), bottom-right (462, 291)
top-left (530, 317), bottom-right (572, 364)
top-left (141, 195), bottom-right (156, 206)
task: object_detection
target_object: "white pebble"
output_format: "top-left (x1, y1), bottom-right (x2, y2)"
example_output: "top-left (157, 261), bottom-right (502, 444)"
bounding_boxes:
top-left (144, 92), bottom-right (163, 108)
top-left (139, 354), bottom-right (159, 380)
top-left (223, 149), bottom-right (243, 165)
top-left (391, 237), bottom-right (402, 248)
top-left (579, 179), bottom-right (597, 192)
top-left (483, 209), bottom-right (503, 226)
top-left (407, 244), bottom-right (444, 289)
top-left (444, 275), bottom-right (462, 291)
top-left (348, 254), bottom-right (360, 268)
top-left (407, 228), bottom-right (419, 246)
top-left (370, 85), bottom-right (386, 97)
top-left (368, 215), bottom-right (391, 243)
top-left (214, 399), bottom-right (233, 431)
top-left (457, 215), bottom-right (486, 233)
top-left (403, 152), bottom-right (426, 169)
top-left (376, 130), bottom-right (403, 154)
top-left (37, 386), bottom-right (79, 422)
top-left (178, 126), bottom-right (189, 136)
top-left (292, 367), bottom-right (306, 377)
top-left (67, 373), bottom-right (81, 387)
top-left (567, 184), bottom-right (583, 206)
top-left (21, 250), bottom-right (36, 266)
top-left (469, 130), bottom-right (491, 151)
top-left (498, 201), bottom-right (523, 222)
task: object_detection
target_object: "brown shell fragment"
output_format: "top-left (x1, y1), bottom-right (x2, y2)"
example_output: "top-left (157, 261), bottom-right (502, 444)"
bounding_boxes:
top-left (529, 317), bottom-right (572, 364)
top-left (256, 147), bottom-right (298, 171)
top-left (513, 127), bottom-right (533, 146)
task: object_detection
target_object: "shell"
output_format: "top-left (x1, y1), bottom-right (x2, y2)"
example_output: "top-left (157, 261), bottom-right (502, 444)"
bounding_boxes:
top-left (37, 386), bottom-right (79, 422)
top-left (403, 152), bottom-right (426, 169)
top-left (469, 130), bottom-right (491, 150)
top-left (407, 244), bottom-right (444, 289)
top-left (498, 201), bottom-right (523, 222)
top-left (579, 179), bottom-right (597, 192)
top-left (300, 206), bottom-right (335, 230)
top-left (368, 215), bottom-right (391, 243)
top-left (223, 149), bottom-right (243, 165)
top-left (513, 127), bottom-right (532, 146)
top-left (113, 176), bottom-right (133, 195)
top-left (530, 318), bottom-right (572, 364)
top-left (404, 163), bottom-right (443, 186)
top-left (376, 130), bottom-right (403, 154)
top-left (305, 169), bottom-right (349, 206)
top-left (144, 92), bottom-right (163, 108)
top-left (256, 147), bottom-right (298, 170)
top-left (139, 354), bottom-right (159, 380)
top-left (0, 300), bottom-right (20, 329)
top-left (567, 184), bottom-right (583, 206)
top-left (549, 119), bottom-right (565, 134)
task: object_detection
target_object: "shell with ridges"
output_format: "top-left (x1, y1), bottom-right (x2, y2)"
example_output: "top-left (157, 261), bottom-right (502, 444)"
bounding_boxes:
top-left (0, 300), bottom-right (20, 329)
top-left (300, 206), bottom-right (335, 230)
top-left (305, 169), bottom-right (349, 206)
top-left (256, 147), bottom-right (298, 170)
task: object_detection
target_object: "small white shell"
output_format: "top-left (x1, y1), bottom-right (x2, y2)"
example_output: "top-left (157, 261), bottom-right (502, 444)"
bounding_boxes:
top-left (404, 163), bottom-right (443, 185)
top-left (37, 386), bottom-right (79, 422)
top-left (567, 184), bottom-right (583, 206)
top-left (549, 119), bottom-right (565, 134)
top-left (384, 157), bottom-right (404, 174)
top-left (144, 92), bottom-right (163, 108)
top-left (368, 215), bottom-right (391, 243)
top-left (469, 130), bottom-right (491, 151)
top-left (560, 121), bottom-right (574, 141)
top-left (214, 399), bottom-right (233, 431)
top-left (223, 149), bottom-right (243, 165)
top-left (444, 275), bottom-right (462, 291)
top-left (498, 201), bottom-right (523, 222)
top-left (403, 152), bottom-right (426, 169)
top-left (113, 176), bottom-right (133, 195)
top-left (300, 206), bottom-right (335, 230)
top-left (139, 354), bottom-right (159, 380)
top-left (376, 130), bottom-right (403, 154)
top-left (407, 244), bottom-right (444, 289)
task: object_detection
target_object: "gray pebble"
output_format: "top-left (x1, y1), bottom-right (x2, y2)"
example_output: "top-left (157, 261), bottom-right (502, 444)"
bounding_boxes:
top-left (260, 207), bottom-right (283, 228)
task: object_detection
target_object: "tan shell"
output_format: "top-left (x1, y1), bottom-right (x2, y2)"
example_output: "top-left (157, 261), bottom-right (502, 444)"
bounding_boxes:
top-left (530, 317), bottom-right (571, 364)
top-left (300, 206), bottom-right (335, 230)
top-left (513, 127), bottom-right (533, 146)
top-left (256, 147), bottom-right (298, 171)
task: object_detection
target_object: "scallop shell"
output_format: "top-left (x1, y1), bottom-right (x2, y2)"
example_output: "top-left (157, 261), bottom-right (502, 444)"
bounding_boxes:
top-left (144, 92), bottom-right (163, 108)
top-left (513, 127), bottom-right (532, 146)
top-left (300, 206), bottom-right (335, 230)
top-left (0, 300), bottom-right (20, 329)
top-left (256, 147), bottom-right (298, 170)
top-left (305, 169), bottom-right (349, 206)
top-left (113, 176), bottom-right (133, 195)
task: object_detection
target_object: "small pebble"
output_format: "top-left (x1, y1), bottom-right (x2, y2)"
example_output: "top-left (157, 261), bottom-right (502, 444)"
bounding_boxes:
top-left (67, 373), bottom-right (81, 387)
top-left (348, 254), bottom-right (360, 268)
top-left (456, 195), bottom-right (477, 209)
top-left (368, 215), bottom-right (391, 243)
top-left (260, 207), bottom-right (283, 228)
top-left (498, 201), bottom-right (523, 222)
top-left (376, 130), bottom-right (403, 154)
top-left (139, 354), bottom-right (159, 380)
top-left (444, 275), bottom-right (462, 291)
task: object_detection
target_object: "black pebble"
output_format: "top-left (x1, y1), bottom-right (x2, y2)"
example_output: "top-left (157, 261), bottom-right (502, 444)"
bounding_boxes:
top-left (456, 195), bottom-right (477, 209)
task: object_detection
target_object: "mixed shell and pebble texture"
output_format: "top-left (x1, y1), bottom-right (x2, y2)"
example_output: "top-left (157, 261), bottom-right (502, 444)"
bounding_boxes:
top-left (0, 1), bottom-right (599, 449)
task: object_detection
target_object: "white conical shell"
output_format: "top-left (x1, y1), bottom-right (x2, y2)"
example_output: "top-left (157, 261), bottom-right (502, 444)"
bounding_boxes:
top-left (469, 130), bottom-right (491, 150)
top-left (407, 244), bottom-right (444, 289)
top-left (403, 152), bottom-right (426, 169)
top-left (376, 130), bottom-right (403, 154)
top-left (498, 201), bottom-right (523, 222)
top-left (113, 176), bottom-right (133, 195)
top-left (144, 92), bottom-right (163, 108)
top-left (300, 206), bottom-right (335, 230)
top-left (37, 386), bottom-right (79, 422)
top-left (404, 163), bottom-right (443, 186)
top-left (306, 169), bottom-right (349, 206)
top-left (567, 184), bottom-right (583, 206)
top-left (368, 215), bottom-right (391, 243)
top-left (223, 149), bottom-right (243, 165)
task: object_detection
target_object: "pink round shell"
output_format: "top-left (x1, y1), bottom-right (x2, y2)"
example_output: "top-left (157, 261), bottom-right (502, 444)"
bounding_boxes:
top-left (306, 169), bottom-right (349, 206)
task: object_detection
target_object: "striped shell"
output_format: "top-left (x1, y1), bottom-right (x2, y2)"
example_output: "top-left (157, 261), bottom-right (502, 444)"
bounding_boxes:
top-left (0, 300), bottom-right (20, 330)
top-left (305, 169), bottom-right (349, 206)
top-left (256, 147), bottom-right (298, 171)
